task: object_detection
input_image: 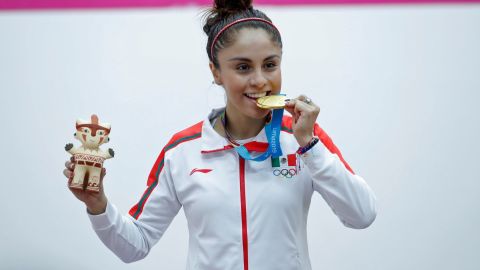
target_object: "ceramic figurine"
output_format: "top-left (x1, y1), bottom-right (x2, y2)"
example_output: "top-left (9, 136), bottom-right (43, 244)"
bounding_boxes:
top-left (65, 114), bottom-right (114, 192)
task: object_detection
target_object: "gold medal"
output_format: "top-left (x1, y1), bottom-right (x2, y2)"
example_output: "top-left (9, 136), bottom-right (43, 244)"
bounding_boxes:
top-left (256, 95), bottom-right (288, 109)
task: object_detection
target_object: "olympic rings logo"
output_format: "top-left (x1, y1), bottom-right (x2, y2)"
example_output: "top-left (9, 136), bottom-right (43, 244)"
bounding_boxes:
top-left (273, 168), bottom-right (297, 178)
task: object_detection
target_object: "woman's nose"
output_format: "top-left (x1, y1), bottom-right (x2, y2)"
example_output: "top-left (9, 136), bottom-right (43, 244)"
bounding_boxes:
top-left (249, 70), bottom-right (267, 88)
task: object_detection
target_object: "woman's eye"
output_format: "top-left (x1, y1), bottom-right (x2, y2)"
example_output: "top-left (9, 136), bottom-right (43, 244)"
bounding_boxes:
top-left (264, 62), bottom-right (277, 69)
top-left (237, 64), bottom-right (250, 71)
top-left (99, 131), bottom-right (104, 135)
top-left (84, 129), bottom-right (89, 133)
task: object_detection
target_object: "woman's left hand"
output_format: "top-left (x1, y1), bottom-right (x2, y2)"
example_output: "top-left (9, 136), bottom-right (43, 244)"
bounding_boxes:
top-left (284, 95), bottom-right (320, 147)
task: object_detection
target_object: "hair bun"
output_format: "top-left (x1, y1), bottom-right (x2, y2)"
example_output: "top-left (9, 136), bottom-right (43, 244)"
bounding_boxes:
top-left (214, 0), bottom-right (252, 14)
top-left (203, 0), bottom-right (253, 35)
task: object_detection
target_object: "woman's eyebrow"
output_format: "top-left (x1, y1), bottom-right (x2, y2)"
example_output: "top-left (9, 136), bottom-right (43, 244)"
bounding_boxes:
top-left (227, 54), bottom-right (280, 62)
top-left (264, 55), bottom-right (280, 61)
top-left (227, 57), bottom-right (252, 62)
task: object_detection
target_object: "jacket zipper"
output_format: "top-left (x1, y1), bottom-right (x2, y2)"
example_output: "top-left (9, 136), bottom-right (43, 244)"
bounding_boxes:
top-left (239, 157), bottom-right (249, 270)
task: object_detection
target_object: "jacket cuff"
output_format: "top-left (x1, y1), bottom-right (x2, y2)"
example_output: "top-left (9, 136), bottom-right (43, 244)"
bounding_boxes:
top-left (298, 138), bottom-right (328, 168)
top-left (87, 201), bottom-right (117, 230)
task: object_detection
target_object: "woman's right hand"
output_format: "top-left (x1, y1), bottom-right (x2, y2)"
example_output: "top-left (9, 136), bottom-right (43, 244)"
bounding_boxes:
top-left (63, 156), bottom-right (108, 215)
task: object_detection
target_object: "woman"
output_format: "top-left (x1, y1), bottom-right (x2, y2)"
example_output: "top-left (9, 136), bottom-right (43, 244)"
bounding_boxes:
top-left (63, 0), bottom-right (377, 269)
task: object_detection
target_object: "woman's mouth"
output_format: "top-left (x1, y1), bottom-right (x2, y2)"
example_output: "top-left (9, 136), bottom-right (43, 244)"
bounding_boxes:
top-left (244, 91), bottom-right (271, 100)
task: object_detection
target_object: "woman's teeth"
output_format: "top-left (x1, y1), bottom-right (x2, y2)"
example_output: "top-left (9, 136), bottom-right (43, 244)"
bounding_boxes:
top-left (244, 91), bottom-right (270, 99)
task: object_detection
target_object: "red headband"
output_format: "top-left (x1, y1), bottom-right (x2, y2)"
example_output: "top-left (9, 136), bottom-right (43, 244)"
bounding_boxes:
top-left (210, 17), bottom-right (280, 61)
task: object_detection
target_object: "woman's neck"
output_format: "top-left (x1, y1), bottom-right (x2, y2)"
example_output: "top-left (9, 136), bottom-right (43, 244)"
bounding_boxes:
top-left (215, 106), bottom-right (266, 140)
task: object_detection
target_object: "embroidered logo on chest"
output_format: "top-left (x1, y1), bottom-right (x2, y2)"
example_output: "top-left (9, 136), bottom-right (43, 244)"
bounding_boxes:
top-left (190, 168), bottom-right (213, 176)
top-left (271, 154), bottom-right (299, 179)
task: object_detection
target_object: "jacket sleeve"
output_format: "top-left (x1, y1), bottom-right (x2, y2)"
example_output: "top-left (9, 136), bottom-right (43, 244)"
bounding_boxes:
top-left (300, 124), bottom-right (377, 229)
top-left (87, 153), bottom-right (182, 263)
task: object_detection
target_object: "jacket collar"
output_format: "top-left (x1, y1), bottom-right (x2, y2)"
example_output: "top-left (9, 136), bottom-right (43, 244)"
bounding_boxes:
top-left (201, 107), bottom-right (269, 154)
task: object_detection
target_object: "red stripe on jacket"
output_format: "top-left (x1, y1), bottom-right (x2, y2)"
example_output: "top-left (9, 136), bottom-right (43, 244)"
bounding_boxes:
top-left (281, 115), bottom-right (355, 174)
top-left (129, 121), bottom-right (203, 219)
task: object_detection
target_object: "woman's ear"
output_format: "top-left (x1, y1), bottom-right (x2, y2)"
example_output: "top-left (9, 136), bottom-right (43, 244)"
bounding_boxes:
top-left (209, 62), bottom-right (222, 85)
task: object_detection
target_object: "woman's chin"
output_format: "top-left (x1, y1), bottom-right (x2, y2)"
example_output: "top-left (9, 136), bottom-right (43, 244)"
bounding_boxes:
top-left (229, 98), bottom-right (271, 120)
top-left (247, 106), bottom-right (270, 120)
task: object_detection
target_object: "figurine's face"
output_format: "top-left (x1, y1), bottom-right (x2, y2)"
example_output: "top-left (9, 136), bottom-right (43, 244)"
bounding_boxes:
top-left (75, 126), bottom-right (110, 149)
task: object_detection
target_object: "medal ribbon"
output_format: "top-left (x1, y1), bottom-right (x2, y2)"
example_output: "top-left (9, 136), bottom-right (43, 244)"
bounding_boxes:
top-left (234, 108), bottom-right (284, 161)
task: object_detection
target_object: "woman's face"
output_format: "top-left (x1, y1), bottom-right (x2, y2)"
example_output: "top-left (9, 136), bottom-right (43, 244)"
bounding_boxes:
top-left (211, 28), bottom-right (282, 120)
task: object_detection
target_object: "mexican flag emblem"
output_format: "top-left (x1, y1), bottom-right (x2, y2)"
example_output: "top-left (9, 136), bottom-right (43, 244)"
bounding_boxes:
top-left (271, 153), bottom-right (297, 168)
top-left (271, 154), bottom-right (299, 179)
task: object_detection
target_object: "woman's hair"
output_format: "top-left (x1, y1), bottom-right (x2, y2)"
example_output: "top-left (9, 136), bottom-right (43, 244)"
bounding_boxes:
top-left (202, 0), bottom-right (282, 68)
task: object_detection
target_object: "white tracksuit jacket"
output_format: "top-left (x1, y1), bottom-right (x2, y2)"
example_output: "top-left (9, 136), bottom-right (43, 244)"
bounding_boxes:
top-left (88, 108), bottom-right (377, 270)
